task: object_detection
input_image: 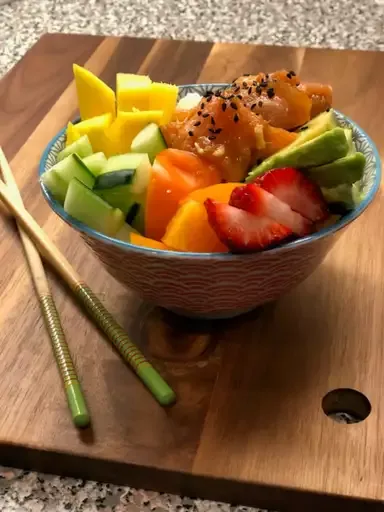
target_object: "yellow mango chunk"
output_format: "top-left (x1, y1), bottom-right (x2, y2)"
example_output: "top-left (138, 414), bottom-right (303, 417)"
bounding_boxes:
top-left (73, 64), bottom-right (116, 121)
top-left (75, 113), bottom-right (112, 153)
top-left (117, 73), bottom-right (152, 112)
top-left (104, 110), bottom-right (163, 156)
top-left (65, 122), bottom-right (81, 147)
top-left (149, 82), bottom-right (178, 124)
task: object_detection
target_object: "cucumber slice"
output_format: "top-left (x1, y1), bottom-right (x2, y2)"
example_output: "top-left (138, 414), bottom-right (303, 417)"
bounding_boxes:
top-left (82, 152), bottom-right (107, 176)
top-left (105, 153), bottom-right (148, 174)
top-left (130, 123), bottom-right (167, 163)
top-left (57, 135), bottom-right (93, 162)
top-left (64, 178), bottom-right (124, 236)
top-left (94, 170), bottom-right (136, 214)
top-left (41, 169), bottom-right (67, 204)
top-left (94, 170), bottom-right (135, 189)
top-left (51, 153), bottom-right (95, 195)
top-left (115, 223), bottom-right (138, 242)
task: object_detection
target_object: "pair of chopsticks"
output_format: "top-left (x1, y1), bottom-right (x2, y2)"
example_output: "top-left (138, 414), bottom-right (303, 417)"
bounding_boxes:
top-left (0, 149), bottom-right (176, 428)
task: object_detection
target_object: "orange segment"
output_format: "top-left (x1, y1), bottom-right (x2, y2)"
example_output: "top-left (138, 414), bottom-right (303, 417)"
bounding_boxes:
top-left (130, 232), bottom-right (167, 250)
top-left (162, 200), bottom-right (227, 253)
top-left (185, 182), bottom-right (241, 204)
top-left (145, 149), bottom-right (221, 241)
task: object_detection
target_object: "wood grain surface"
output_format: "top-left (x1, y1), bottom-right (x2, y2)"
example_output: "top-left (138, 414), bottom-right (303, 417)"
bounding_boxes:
top-left (0, 34), bottom-right (384, 511)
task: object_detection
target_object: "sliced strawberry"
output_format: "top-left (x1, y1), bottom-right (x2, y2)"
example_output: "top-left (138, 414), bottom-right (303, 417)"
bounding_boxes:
top-left (254, 167), bottom-right (329, 222)
top-left (204, 198), bottom-right (292, 253)
top-left (230, 183), bottom-right (313, 236)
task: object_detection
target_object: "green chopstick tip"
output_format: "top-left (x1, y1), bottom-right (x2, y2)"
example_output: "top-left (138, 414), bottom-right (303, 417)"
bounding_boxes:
top-left (138, 366), bottom-right (176, 406)
top-left (73, 412), bottom-right (91, 428)
top-left (66, 382), bottom-right (91, 428)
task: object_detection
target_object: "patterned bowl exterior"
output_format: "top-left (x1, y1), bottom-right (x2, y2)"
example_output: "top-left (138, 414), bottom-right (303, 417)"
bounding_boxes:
top-left (39, 84), bottom-right (382, 319)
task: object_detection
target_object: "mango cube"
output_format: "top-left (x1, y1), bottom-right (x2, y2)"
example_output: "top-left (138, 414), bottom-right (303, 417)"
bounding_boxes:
top-left (65, 122), bottom-right (81, 147)
top-left (117, 73), bottom-right (152, 112)
top-left (74, 113), bottom-right (112, 153)
top-left (73, 64), bottom-right (116, 121)
top-left (149, 82), bottom-right (178, 124)
top-left (104, 110), bottom-right (163, 156)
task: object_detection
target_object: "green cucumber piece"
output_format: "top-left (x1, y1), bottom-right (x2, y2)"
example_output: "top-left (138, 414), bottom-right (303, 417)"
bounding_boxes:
top-left (82, 152), bottom-right (107, 176)
top-left (64, 178), bottom-right (124, 236)
top-left (95, 184), bottom-right (133, 215)
top-left (41, 169), bottom-right (67, 204)
top-left (115, 223), bottom-right (138, 242)
top-left (94, 170), bottom-right (135, 189)
top-left (105, 153), bottom-right (149, 174)
top-left (57, 135), bottom-right (93, 162)
top-left (130, 123), bottom-right (167, 163)
top-left (51, 153), bottom-right (95, 195)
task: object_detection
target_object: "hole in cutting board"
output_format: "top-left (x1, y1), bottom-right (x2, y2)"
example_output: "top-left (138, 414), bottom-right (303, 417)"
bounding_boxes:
top-left (322, 388), bottom-right (371, 424)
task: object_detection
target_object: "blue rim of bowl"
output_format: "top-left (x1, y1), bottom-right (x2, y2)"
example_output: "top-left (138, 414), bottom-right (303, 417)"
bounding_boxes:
top-left (39, 86), bottom-right (382, 261)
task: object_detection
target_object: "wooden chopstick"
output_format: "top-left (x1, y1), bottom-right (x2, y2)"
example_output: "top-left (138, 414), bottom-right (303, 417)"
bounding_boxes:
top-left (0, 150), bottom-right (176, 406)
top-left (0, 149), bottom-right (90, 428)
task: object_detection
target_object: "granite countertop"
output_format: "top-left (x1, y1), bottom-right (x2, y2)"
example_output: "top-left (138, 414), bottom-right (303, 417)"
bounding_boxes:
top-left (1, 0), bottom-right (384, 510)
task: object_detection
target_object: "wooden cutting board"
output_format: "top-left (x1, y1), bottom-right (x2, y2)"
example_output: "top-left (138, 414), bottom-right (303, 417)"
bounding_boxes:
top-left (0, 34), bottom-right (384, 511)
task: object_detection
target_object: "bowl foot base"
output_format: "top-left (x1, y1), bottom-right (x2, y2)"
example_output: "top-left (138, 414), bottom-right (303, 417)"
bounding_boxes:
top-left (165, 305), bottom-right (257, 320)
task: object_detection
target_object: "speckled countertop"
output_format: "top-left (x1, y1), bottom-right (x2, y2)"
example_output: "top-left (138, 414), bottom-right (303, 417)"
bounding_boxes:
top-left (1, 0), bottom-right (384, 510)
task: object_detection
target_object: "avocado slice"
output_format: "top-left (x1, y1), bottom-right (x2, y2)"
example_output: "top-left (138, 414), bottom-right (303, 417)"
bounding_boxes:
top-left (344, 128), bottom-right (356, 155)
top-left (292, 109), bottom-right (338, 148)
top-left (247, 127), bottom-right (349, 182)
top-left (306, 152), bottom-right (365, 188)
top-left (321, 182), bottom-right (363, 210)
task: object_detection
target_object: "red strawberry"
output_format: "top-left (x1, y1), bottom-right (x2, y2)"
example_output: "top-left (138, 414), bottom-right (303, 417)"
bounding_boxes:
top-left (204, 198), bottom-right (292, 253)
top-left (254, 167), bottom-right (329, 222)
top-left (230, 183), bottom-right (313, 236)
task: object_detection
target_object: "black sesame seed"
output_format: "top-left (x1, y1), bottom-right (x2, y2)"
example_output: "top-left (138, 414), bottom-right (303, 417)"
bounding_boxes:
top-left (208, 128), bottom-right (215, 133)
top-left (252, 80), bottom-right (258, 86)
top-left (188, 130), bottom-right (194, 136)
top-left (296, 81), bottom-right (301, 86)
top-left (214, 128), bottom-right (222, 134)
top-left (228, 94), bottom-right (235, 100)
top-left (215, 91), bottom-right (221, 97)
top-left (299, 126), bottom-right (309, 131)
top-left (258, 100), bottom-right (263, 107)
top-left (242, 81), bottom-right (247, 87)
top-left (202, 112), bottom-right (209, 118)
top-left (260, 80), bottom-right (268, 88)
top-left (234, 113), bottom-right (239, 122)
top-left (256, 86), bottom-right (262, 94)
top-left (230, 102), bottom-right (238, 110)
top-left (286, 72), bottom-right (292, 79)
top-left (206, 90), bottom-right (214, 96)
top-left (237, 94), bottom-right (243, 100)
top-left (211, 116), bottom-right (216, 125)
top-left (193, 121), bottom-right (201, 127)
top-left (221, 103), bottom-right (227, 112)
top-left (208, 135), bottom-right (216, 140)
top-left (248, 87), bottom-right (252, 95)
top-left (267, 88), bottom-right (275, 98)
top-left (289, 70), bottom-right (296, 76)
top-left (201, 102), bottom-right (205, 109)
top-left (206, 95), bottom-right (212, 102)
top-left (326, 108), bottom-right (330, 112)
top-left (251, 103), bottom-right (257, 110)
top-left (197, 111), bottom-right (202, 116)
top-left (234, 86), bottom-right (241, 93)
top-left (266, 74), bottom-right (269, 79)
top-left (242, 73), bottom-right (251, 76)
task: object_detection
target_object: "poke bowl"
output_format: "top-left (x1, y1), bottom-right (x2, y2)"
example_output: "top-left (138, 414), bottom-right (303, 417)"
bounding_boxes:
top-left (39, 71), bottom-right (381, 319)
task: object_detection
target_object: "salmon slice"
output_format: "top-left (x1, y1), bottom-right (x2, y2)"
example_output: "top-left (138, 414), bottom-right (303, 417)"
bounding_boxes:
top-left (230, 71), bottom-right (332, 127)
top-left (161, 95), bottom-right (267, 182)
top-left (298, 82), bottom-right (333, 118)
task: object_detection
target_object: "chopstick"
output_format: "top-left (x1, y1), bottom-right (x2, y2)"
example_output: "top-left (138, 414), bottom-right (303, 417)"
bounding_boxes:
top-left (0, 149), bottom-right (90, 428)
top-left (0, 150), bottom-right (176, 406)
